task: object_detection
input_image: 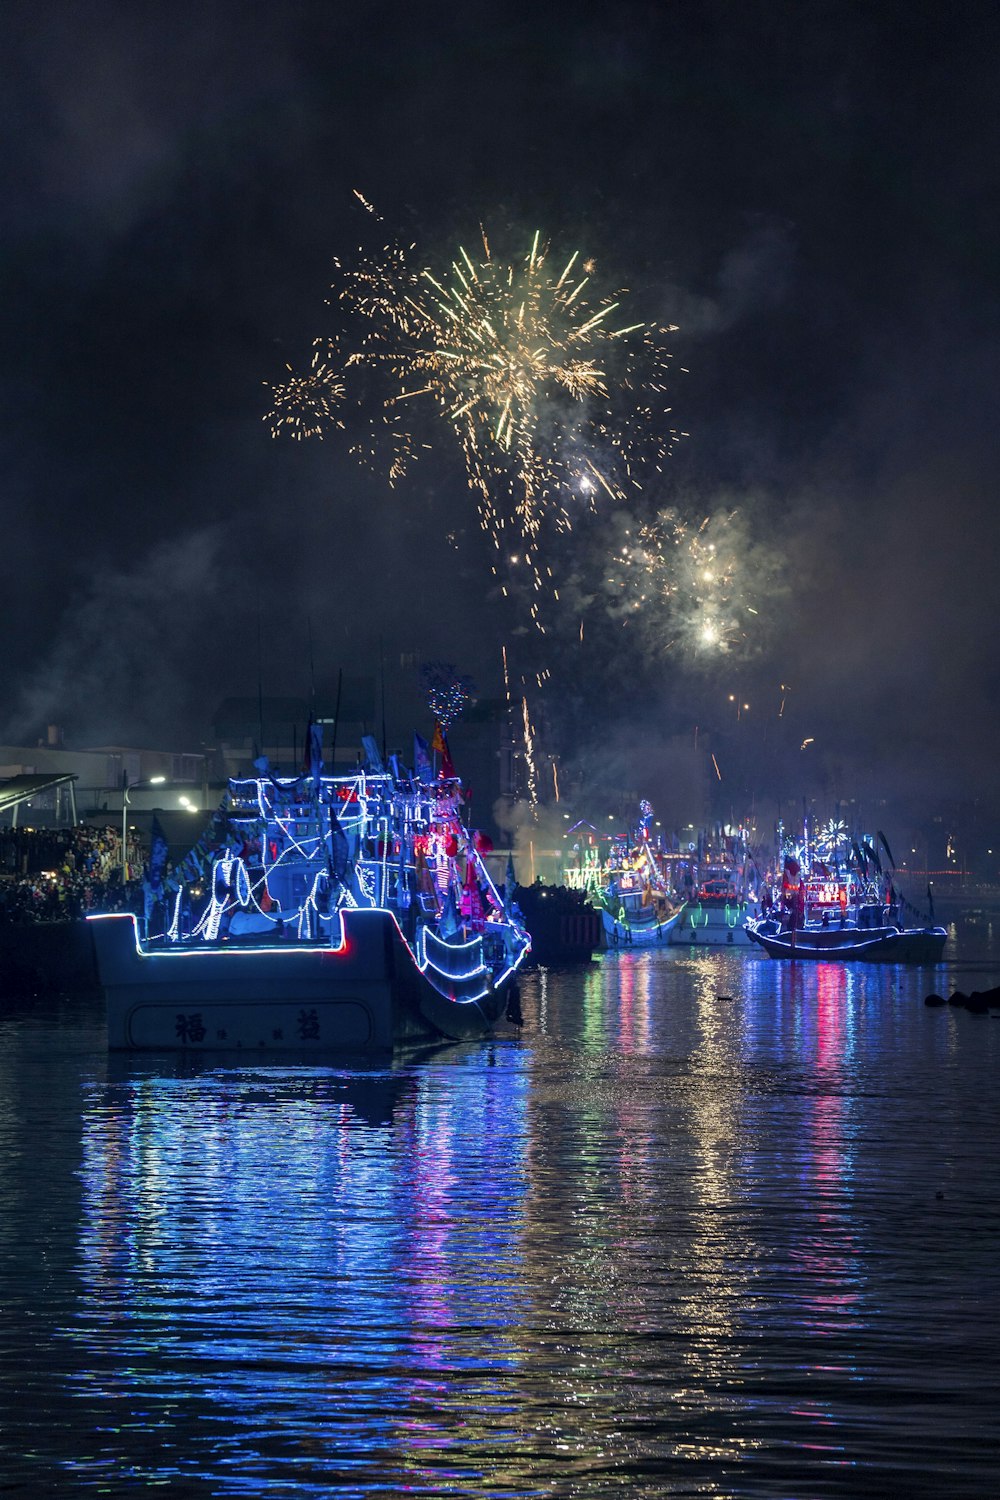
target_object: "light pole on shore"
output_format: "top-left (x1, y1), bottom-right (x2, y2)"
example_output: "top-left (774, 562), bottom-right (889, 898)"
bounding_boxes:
top-left (121, 775), bottom-right (165, 882)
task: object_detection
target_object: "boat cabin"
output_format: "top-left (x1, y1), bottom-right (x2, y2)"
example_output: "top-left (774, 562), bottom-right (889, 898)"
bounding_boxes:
top-left (801, 876), bottom-right (850, 924)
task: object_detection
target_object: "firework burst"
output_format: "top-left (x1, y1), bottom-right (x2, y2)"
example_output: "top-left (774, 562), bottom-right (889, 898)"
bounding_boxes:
top-left (267, 217), bottom-right (681, 609)
top-left (267, 358), bottom-right (345, 441)
top-left (815, 818), bottom-right (850, 859)
top-left (602, 506), bottom-right (784, 664)
top-left (420, 661), bottom-right (475, 731)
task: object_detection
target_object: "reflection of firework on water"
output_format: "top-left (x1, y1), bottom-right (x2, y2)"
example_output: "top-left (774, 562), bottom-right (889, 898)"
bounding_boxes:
top-left (267, 217), bottom-right (681, 607)
top-left (602, 505), bottom-right (786, 664)
top-left (420, 661), bottom-right (475, 730)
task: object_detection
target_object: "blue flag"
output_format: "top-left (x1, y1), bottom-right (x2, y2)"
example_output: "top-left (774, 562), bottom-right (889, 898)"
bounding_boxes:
top-left (361, 734), bottom-right (384, 772)
top-left (143, 815), bottom-right (169, 922)
top-left (148, 816), bottom-right (169, 893)
top-left (503, 852), bottom-right (516, 916)
top-left (413, 732), bottom-right (432, 779)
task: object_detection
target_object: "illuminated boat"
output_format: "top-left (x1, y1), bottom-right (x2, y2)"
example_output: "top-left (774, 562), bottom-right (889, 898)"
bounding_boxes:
top-left (89, 763), bottom-right (530, 1051)
top-left (670, 873), bottom-right (755, 948)
top-left (600, 879), bottom-right (683, 946)
top-left (746, 917), bottom-right (947, 962)
top-left (745, 852), bottom-right (947, 963)
top-left (599, 802), bottom-right (684, 946)
top-left (663, 824), bottom-right (760, 948)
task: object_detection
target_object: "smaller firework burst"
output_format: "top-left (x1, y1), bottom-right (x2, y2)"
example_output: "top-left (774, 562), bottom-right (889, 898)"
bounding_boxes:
top-left (815, 818), bottom-right (850, 859)
top-left (267, 356), bottom-right (345, 441)
top-left (420, 661), bottom-right (475, 730)
top-left (602, 504), bottom-right (785, 665)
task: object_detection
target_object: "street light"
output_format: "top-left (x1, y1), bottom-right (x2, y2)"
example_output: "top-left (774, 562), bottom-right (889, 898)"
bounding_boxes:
top-left (122, 775), bottom-right (165, 881)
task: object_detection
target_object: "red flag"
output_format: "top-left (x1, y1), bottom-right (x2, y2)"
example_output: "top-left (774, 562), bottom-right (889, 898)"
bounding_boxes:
top-left (439, 731), bottom-right (456, 780)
top-left (462, 855), bottom-right (484, 927)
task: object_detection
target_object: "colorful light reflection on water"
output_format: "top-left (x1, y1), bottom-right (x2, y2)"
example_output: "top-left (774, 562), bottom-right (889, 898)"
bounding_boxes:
top-left (63, 1054), bottom-right (533, 1493)
top-left (0, 925), bottom-right (999, 1495)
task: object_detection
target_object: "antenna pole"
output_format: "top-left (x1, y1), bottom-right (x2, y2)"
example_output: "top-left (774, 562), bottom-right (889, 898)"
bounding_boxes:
top-left (330, 668), bottom-right (342, 772)
top-left (257, 599), bottom-right (265, 759)
top-left (380, 638), bottom-right (387, 762)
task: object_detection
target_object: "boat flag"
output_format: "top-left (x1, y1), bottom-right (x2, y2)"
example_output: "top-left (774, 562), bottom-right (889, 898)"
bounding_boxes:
top-left (927, 883), bottom-right (935, 922)
top-left (148, 816), bottom-right (169, 890)
top-left (503, 852), bottom-right (516, 915)
top-left (782, 854), bottom-right (803, 928)
top-left (878, 830), bottom-right (897, 869)
top-left (361, 734), bottom-right (384, 772)
top-left (328, 802), bottom-right (349, 882)
top-left (413, 732), bottom-right (432, 779)
top-left (415, 845), bottom-right (435, 896)
top-left (438, 884), bottom-right (460, 938)
top-left (143, 815), bottom-right (169, 922)
top-left (431, 720), bottom-right (446, 754)
top-left (438, 727), bottom-right (456, 780)
top-left (462, 856), bottom-right (484, 927)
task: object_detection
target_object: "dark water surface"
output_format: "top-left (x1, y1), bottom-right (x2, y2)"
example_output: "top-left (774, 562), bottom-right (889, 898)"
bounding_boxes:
top-left (2, 917), bottom-right (1000, 1497)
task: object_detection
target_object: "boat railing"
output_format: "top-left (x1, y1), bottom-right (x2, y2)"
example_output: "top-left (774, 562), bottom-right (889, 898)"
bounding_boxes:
top-left (421, 926), bottom-right (486, 979)
top-left (481, 928), bottom-right (511, 966)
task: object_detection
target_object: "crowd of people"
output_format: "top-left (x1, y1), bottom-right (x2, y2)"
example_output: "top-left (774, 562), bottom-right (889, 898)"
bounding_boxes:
top-left (0, 825), bottom-right (144, 926)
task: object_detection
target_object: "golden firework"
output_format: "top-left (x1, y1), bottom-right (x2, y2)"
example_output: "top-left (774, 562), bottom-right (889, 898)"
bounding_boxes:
top-left (267, 221), bottom-right (680, 603)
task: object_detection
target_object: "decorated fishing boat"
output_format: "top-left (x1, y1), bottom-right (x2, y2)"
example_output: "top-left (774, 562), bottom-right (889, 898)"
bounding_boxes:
top-left (599, 801), bottom-right (684, 946)
top-left (670, 868), bottom-right (756, 948)
top-left (88, 746), bottom-right (530, 1051)
top-left (654, 824), bottom-right (758, 947)
top-left (746, 841), bottom-right (947, 963)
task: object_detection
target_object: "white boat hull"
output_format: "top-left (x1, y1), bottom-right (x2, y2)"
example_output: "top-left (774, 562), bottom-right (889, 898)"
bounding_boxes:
top-left (669, 899), bottom-right (754, 948)
top-left (601, 904), bottom-right (684, 947)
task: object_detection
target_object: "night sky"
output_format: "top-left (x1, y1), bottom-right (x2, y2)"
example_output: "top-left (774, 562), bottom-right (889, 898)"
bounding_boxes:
top-left (4, 0), bottom-right (999, 836)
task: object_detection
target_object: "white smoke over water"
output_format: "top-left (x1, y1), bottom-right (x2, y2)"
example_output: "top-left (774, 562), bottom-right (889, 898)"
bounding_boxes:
top-left (2, 529), bottom-right (226, 749)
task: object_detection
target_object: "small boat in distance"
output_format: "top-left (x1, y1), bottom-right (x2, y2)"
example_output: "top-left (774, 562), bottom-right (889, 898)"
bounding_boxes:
top-left (671, 874), bottom-right (755, 947)
top-left (668, 827), bottom-right (758, 947)
top-left (746, 846), bottom-right (947, 963)
top-left (598, 802), bottom-right (684, 946)
top-left (89, 752), bottom-right (530, 1051)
